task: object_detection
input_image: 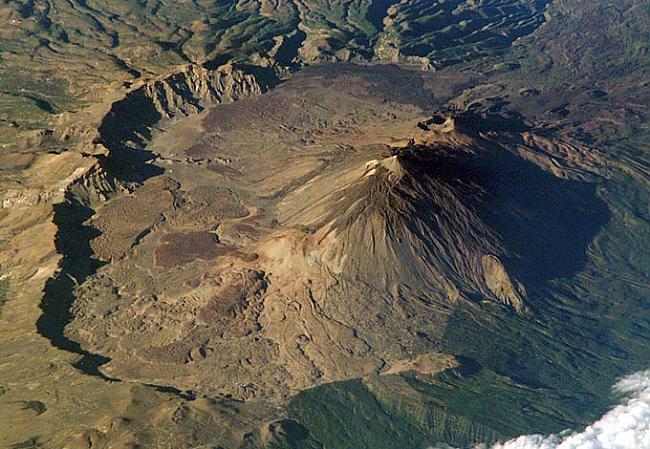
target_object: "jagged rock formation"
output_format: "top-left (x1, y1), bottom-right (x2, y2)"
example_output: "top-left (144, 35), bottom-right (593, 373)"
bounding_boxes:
top-left (99, 63), bottom-right (273, 152)
top-left (481, 255), bottom-right (524, 311)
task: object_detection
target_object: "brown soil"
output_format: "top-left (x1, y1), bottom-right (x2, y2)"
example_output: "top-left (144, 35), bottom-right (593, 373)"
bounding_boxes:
top-left (155, 231), bottom-right (231, 267)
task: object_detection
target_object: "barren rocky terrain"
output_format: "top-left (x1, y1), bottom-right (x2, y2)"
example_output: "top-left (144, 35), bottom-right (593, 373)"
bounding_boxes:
top-left (0, 1), bottom-right (648, 448)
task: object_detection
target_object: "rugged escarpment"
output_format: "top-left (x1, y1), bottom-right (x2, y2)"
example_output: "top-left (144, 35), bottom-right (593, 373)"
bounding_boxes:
top-left (99, 64), bottom-right (275, 151)
top-left (24, 62), bottom-right (283, 392)
top-left (0, 60), bottom-right (283, 445)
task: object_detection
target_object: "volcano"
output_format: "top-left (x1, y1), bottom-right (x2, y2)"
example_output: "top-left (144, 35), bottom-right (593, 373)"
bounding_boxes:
top-left (276, 137), bottom-right (524, 311)
top-left (65, 67), bottom-right (609, 402)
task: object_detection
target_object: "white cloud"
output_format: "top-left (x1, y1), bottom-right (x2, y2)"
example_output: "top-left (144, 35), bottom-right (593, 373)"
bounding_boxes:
top-left (430, 370), bottom-right (650, 449)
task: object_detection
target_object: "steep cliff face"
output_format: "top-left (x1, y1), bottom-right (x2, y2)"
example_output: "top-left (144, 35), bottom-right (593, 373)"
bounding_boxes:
top-left (0, 70), bottom-right (269, 444)
top-left (0, 153), bottom-right (111, 209)
top-left (0, 61), bottom-right (281, 409)
top-left (141, 64), bottom-right (269, 119)
top-left (98, 64), bottom-right (271, 152)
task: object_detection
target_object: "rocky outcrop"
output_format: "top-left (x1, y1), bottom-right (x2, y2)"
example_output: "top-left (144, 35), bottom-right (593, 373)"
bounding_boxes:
top-left (140, 64), bottom-right (268, 119)
top-left (0, 153), bottom-right (99, 208)
top-left (99, 63), bottom-right (274, 151)
top-left (482, 255), bottom-right (525, 313)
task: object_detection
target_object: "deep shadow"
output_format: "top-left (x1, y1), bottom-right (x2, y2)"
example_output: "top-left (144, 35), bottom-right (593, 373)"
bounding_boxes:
top-left (238, 63), bottom-right (284, 91)
top-left (366, 0), bottom-right (397, 33)
top-left (36, 82), bottom-right (167, 380)
top-left (273, 29), bottom-right (307, 68)
top-left (202, 53), bottom-right (234, 71)
top-left (417, 109), bottom-right (610, 283)
top-left (98, 88), bottom-right (165, 182)
top-left (26, 95), bottom-right (55, 114)
top-left (472, 146), bottom-right (611, 282)
top-left (36, 198), bottom-right (116, 379)
top-left (99, 89), bottom-right (161, 150)
top-left (392, 125), bottom-right (609, 284)
top-left (145, 384), bottom-right (196, 401)
top-left (454, 355), bottom-right (483, 377)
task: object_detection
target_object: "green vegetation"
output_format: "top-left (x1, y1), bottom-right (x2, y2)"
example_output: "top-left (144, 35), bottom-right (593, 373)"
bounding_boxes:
top-left (284, 168), bottom-right (650, 449)
top-left (286, 362), bottom-right (599, 448)
top-left (0, 278), bottom-right (7, 318)
top-left (287, 379), bottom-right (432, 449)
